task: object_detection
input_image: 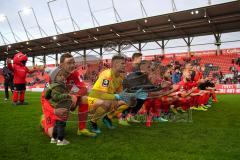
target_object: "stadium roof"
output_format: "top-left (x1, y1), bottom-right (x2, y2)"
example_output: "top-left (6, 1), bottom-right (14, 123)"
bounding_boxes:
top-left (0, 0), bottom-right (239, 60)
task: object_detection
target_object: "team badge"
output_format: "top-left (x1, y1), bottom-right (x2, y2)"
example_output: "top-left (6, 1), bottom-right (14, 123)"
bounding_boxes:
top-left (102, 79), bottom-right (109, 87)
top-left (45, 82), bottom-right (49, 88)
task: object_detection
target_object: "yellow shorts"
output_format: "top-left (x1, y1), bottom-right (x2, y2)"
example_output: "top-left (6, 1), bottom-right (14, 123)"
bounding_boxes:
top-left (87, 97), bottom-right (116, 110)
top-left (87, 97), bottom-right (98, 111)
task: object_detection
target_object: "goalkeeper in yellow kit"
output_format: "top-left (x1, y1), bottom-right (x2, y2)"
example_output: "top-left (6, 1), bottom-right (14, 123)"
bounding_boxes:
top-left (88, 55), bottom-right (148, 134)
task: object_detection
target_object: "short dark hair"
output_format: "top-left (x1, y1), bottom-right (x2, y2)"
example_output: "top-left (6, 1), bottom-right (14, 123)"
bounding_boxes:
top-left (112, 55), bottom-right (125, 63)
top-left (60, 53), bottom-right (73, 64)
top-left (174, 66), bottom-right (180, 70)
top-left (139, 60), bottom-right (150, 67)
top-left (132, 52), bottom-right (142, 60)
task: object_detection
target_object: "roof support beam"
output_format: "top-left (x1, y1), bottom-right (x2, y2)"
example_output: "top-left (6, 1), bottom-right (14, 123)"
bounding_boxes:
top-left (18, 10), bottom-right (31, 40)
top-left (155, 40), bottom-right (169, 54)
top-left (117, 44), bottom-right (121, 54)
top-left (0, 32), bottom-right (8, 45)
top-left (99, 47), bottom-right (103, 59)
top-left (171, 0), bottom-right (177, 12)
top-left (47, 55), bottom-right (56, 60)
top-left (43, 54), bottom-right (46, 66)
top-left (47, 0), bottom-right (64, 34)
top-left (83, 49), bottom-right (86, 65)
top-left (214, 33), bottom-right (222, 55)
top-left (56, 53), bottom-right (59, 66)
top-left (65, 0), bottom-right (80, 31)
top-left (183, 36), bottom-right (194, 57)
top-left (32, 56), bottom-right (35, 66)
top-left (138, 42), bottom-right (141, 52)
top-left (72, 51), bottom-right (83, 57)
top-left (139, 0), bottom-right (148, 17)
top-left (111, 0), bottom-right (122, 23)
top-left (87, 0), bottom-right (100, 27)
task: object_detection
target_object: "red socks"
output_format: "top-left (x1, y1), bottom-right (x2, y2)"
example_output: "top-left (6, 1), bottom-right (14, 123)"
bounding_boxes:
top-left (20, 91), bottom-right (25, 103)
top-left (12, 90), bottom-right (26, 103)
top-left (12, 91), bottom-right (18, 103)
top-left (211, 91), bottom-right (217, 102)
top-left (78, 104), bottom-right (88, 130)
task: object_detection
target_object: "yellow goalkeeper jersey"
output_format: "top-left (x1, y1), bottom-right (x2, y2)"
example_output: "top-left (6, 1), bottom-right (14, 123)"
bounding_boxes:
top-left (89, 69), bottom-right (123, 100)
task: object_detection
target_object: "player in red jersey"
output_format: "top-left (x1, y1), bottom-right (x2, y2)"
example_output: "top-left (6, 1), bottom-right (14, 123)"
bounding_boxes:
top-left (176, 68), bottom-right (208, 111)
top-left (163, 69), bottom-right (195, 114)
top-left (144, 66), bottom-right (177, 127)
top-left (41, 53), bottom-right (96, 145)
top-left (198, 66), bottom-right (218, 103)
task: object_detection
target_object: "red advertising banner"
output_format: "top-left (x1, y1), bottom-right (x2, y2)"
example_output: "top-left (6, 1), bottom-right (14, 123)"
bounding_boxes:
top-left (221, 48), bottom-right (240, 54)
top-left (143, 48), bottom-right (240, 60)
top-left (215, 84), bottom-right (240, 94)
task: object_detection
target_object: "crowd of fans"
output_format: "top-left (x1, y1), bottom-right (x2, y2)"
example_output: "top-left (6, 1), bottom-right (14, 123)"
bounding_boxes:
top-left (79, 54), bottom-right (239, 86)
top-left (26, 68), bottom-right (46, 86)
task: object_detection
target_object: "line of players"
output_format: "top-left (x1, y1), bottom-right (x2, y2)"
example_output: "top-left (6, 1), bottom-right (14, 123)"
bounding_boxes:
top-left (119, 53), bottom-right (218, 127)
top-left (39, 52), bottom-right (217, 145)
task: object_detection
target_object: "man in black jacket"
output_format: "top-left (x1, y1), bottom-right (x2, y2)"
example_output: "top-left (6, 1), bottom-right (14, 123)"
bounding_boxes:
top-left (120, 60), bottom-right (152, 125)
top-left (2, 65), bottom-right (14, 100)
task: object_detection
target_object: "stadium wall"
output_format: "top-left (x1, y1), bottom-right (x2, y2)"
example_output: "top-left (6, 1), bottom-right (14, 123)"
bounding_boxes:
top-left (215, 84), bottom-right (240, 94)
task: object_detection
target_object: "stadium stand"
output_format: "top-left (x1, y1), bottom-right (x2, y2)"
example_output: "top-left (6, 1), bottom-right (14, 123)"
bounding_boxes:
top-left (0, 48), bottom-right (239, 88)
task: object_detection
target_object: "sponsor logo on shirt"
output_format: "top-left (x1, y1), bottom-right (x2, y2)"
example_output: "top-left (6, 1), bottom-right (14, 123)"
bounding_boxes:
top-left (102, 79), bottom-right (109, 87)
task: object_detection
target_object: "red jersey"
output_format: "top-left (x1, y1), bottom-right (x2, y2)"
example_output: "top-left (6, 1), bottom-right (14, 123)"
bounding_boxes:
top-left (177, 80), bottom-right (196, 91)
top-left (194, 71), bottom-right (203, 82)
top-left (7, 63), bottom-right (32, 84)
top-left (66, 70), bottom-right (87, 96)
top-left (44, 68), bottom-right (87, 97)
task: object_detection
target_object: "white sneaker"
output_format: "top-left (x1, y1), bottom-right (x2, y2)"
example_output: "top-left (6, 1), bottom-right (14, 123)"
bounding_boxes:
top-left (159, 117), bottom-right (168, 122)
top-left (57, 139), bottom-right (70, 146)
top-left (206, 104), bottom-right (212, 108)
top-left (127, 116), bottom-right (140, 123)
top-left (50, 138), bottom-right (57, 144)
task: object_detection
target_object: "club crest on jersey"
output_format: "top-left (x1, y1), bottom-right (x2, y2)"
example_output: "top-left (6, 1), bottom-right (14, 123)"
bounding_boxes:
top-left (45, 82), bottom-right (49, 88)
top-left (102, 79), bottom-right (109, 87)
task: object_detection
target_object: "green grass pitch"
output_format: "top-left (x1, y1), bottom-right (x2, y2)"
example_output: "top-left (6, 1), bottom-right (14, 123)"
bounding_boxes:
top-left (0, 92), bottom-right (240, 160)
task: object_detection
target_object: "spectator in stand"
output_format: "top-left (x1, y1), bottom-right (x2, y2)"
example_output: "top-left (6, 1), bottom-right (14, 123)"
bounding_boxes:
top-left (219, 71), bottom-right (223, 82)
top-left (237, 58), bottom-right (240, 66)
top-left (131, 52), bottom-right (142, 72)
top-left (172, 67), bottom-right (181, 84)
top-left (2, 64), bottom-right (14, 101)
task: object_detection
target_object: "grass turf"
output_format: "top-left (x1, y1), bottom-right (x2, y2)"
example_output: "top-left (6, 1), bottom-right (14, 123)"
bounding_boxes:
top-left (0, 92), bottom-right (240, 160)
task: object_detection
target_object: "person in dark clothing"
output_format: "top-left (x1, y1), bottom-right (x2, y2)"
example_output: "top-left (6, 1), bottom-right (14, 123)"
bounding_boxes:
top-left (117, 53), bottom-right (144, 125)
top-left (2, 65), bottom-right (14, 100)
top-left (172, 67), bottom-right (181, 84)
top-left (120, 60), bottom-right (152, 125)
top-left (131, 52), bottom-right (142, 72)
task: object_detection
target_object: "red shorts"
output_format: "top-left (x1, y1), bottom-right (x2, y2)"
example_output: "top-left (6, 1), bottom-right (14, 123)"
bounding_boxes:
top-left (144, 98), bottom-right (161, 113)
